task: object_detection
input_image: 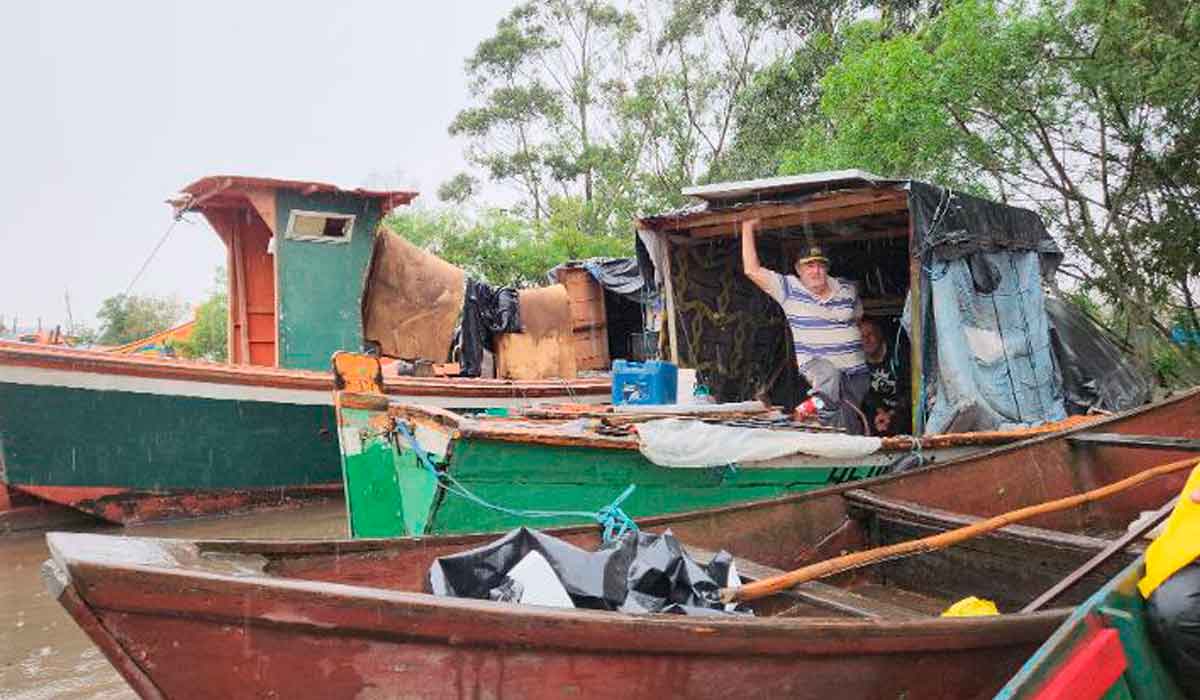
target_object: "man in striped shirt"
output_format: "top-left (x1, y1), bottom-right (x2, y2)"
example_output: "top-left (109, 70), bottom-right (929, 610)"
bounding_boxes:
top-left (741, 218), bottom-right (871, 434)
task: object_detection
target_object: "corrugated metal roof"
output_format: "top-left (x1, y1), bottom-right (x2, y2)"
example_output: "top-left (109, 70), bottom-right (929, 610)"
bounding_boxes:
top-left (680, 169), bottom-right (895, 202)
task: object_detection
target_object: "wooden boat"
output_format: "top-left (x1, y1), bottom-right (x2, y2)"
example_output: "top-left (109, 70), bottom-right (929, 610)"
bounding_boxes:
top-left (996, 554), bottom-right (1189, 699)
top-left (335, 370), bottom-right (1103, 537)
top-left (1, 174), bottom-right (611, 528)
top-left (0, 342), bottom-right (606, 527)
top-left (47, 385), bottom-right (1200, 699)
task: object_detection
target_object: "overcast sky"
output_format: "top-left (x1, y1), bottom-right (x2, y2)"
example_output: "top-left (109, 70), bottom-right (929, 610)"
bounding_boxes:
top-left (0, 1), bottom-right (515, 330)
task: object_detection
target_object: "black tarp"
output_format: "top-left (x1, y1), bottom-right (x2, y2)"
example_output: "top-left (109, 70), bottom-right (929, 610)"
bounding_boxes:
top-left (1147, 563), bottom-right (1200, 694)
top-left (1045, 296), bottom-right (1153, 413)
top-left (905, 181), bottom-right (1063, 264)
top-left (457, 278), bottom-right (521, 377)
top-left (428, 527), bottom-right (746, 616)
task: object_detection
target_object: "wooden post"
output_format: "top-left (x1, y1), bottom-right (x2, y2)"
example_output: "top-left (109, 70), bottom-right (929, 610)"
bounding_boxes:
top-left (231, 216), bottom-right (251, 365)
top-left (907, 208), bottom-right (923, 434)
top-left (662, 238), bottom-right (681, 365)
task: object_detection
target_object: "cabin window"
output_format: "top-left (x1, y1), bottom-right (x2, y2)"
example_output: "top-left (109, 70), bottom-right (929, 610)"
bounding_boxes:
top-left (284, 211), bottom-right (355, 243)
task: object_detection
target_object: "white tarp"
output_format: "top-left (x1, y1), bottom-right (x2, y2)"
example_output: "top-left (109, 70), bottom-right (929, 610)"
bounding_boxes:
top-left (636, 418), bottom-right (882, 468)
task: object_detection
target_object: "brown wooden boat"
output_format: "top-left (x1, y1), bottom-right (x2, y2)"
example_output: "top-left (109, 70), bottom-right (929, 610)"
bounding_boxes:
top-left (44, 387), bottom-right (1200, 699)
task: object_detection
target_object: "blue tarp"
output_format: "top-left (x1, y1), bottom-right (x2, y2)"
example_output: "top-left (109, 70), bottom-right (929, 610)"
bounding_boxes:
top-left (922, 251), bottom-right (1066, 434)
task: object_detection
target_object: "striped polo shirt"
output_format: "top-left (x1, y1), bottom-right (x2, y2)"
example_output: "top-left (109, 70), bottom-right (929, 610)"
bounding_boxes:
top-left (766, 272), bottom-right (867, 374)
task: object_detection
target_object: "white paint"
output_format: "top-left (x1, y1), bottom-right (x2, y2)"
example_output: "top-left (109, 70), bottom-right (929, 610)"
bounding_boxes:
top-left (413, 423), bottom-right (451, 459)
top-left (340, 427), bottom-right (363, 456)
top-left (0, 363), bottom-right (607, 409)
top-left (2, 363), bottom-right (333, 405)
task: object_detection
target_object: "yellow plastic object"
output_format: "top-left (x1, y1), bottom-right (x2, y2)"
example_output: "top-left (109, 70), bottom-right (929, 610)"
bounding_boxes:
top-left (1138, 462), bottom-right (1200, 598)
top-left (941, 596), bottom-right (999, 617)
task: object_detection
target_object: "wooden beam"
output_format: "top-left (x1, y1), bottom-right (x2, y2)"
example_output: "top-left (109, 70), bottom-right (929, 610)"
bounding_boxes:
top-left (244, 187), bottom-right (278, 236)
top-left (682, 544), bottom-right (925, 620)
top-left (1067, 433), bottom-right (1200, 451)
top-left (843, 489), bottom-right (1123, 552)
top-left (662, 242), bottom-right (681, 366)
top-left (672, 191), bottom-right (909, 239)
top-left (908, 211), bottom-right (923, 434)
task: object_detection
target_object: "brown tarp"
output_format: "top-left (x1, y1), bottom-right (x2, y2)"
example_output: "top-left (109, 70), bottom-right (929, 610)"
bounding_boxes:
top-left (362, 228), bottom-right (465, 361)
top-left (495, 285), bottom-right (578, 380)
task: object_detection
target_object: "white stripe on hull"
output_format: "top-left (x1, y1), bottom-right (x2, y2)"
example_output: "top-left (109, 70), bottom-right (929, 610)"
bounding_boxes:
top-left (0, 364), bottom-right (605, 409)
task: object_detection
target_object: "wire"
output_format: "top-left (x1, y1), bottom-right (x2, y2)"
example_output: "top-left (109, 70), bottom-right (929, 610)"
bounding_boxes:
top-left (120, 206), bottom-right (193, 300)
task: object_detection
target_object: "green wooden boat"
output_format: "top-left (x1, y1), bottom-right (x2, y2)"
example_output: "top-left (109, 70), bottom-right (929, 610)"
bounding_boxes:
top-left (331, 353), bottom-right (1091, 538)
top-left (996, 553), bottom-right (1189, 699)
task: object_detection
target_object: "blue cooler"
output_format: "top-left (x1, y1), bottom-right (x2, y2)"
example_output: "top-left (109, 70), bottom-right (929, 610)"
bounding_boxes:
top-left (611, 360), bottom-right (678, 405)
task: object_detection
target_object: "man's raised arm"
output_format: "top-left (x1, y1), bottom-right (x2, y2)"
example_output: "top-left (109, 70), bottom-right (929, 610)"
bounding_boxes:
top-left (741, 218), bottom-right (775, 294)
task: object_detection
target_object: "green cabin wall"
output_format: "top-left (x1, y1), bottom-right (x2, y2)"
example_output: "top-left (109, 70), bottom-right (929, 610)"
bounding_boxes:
top-left (274, 189), bottom-right (381, 371)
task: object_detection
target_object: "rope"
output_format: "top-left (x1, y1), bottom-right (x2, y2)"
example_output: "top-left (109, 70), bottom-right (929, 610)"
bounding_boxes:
top-left (393, 422), bottom-right (638, 542)
top-left (121, 206), bottom-right (193, 299)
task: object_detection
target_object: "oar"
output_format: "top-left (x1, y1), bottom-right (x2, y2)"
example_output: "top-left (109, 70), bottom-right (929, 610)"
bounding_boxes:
top-left (1020, 496), bottom-right (1177, 613)
top-left (720, 456), bottom-right (1200, 604)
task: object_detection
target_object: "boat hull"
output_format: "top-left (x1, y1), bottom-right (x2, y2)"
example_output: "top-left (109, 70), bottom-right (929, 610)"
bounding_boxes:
top-left (44, 533), bottom-right (1063, 700)
top-left (341, 408), bottom-right (973, 537)
top-left (0, 341), bottom-right (607, 524)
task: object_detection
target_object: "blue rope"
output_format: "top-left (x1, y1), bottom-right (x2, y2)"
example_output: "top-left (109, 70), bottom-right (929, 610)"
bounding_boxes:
top-left (393, 423), bottom-right (638, 542)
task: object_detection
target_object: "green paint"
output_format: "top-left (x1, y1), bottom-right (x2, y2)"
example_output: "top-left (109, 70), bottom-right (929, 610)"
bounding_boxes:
top-left (274, 189), bottom-right (381, 371)
top-left (338, 412), bottom-right (889, 537)
top-left (427, 439), bottom-right (861, 534)
top-left (996, 557), bottom-right (1188, 699)
top-left (338, 407), bottom-right (438, 538)
top-left (0, 381), bottom-right (339, 490)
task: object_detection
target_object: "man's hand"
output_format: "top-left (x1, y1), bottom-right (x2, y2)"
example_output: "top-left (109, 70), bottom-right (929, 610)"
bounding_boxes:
top-left (874, 408), bottom-right (894, 434)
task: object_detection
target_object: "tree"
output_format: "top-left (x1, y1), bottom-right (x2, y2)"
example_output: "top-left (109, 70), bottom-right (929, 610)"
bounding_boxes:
top-left (450, 0), bottom-right (637, 225)
top-left (95, 293), bottom-right (187, 346)
top-left (761, 0), bottom-right (1200, 379)
top-left (437, 173), bottom-right (480, 204)
top-left (388, 204), bottom-right (631, 288)
top-left (174, 268), bottom-right (229, 362)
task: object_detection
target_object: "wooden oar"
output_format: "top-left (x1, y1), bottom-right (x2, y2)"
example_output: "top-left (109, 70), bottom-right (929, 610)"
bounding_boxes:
top-left (720, 456), bottom-right (1200, 604)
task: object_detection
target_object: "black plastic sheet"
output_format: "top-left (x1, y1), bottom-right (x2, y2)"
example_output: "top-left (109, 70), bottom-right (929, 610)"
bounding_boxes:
top-left (458, 278), bottom-right (521, 377)
top-left (1045, 297), bottom-right (1152, 413)
top-left (1147, 562), bottom-right (1200, 693)
top-left (428, 527), bottom-right (746, 616)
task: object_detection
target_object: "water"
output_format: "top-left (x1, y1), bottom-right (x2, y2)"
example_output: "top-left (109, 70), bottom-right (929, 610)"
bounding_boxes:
top-left (0, 502), bottom-right (348, 699)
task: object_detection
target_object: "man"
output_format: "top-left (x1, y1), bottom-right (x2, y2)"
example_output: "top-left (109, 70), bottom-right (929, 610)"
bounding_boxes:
top-left (859, 317), bottom-right (911, 436)
top-left (740, 218), bottom-right (870, 433)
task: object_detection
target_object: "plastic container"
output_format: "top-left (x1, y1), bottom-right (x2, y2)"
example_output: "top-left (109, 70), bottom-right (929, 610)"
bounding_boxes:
top-left (611, 359), bottom-right (678, 405)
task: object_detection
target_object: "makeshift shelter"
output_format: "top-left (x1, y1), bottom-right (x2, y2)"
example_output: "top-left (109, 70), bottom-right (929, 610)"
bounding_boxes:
top-left (636, 170), bottom-right (1074, 435)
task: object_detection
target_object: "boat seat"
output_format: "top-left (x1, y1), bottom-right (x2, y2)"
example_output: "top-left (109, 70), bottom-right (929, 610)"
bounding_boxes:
top-left (843, 489), bottom-right (1126, 553)
top-left (1067, 432), bottom-right (1200, 452)
top-left (681, 544), bottom-right (926, 620)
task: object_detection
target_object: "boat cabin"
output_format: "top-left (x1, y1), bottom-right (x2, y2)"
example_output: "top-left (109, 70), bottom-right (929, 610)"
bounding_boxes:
top-left (636, 170), bottom-right (1068, 435)
top-left (170, 176), bottom-right (417, 371)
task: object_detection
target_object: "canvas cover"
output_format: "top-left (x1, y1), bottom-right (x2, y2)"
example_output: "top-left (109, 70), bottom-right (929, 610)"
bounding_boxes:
top-left (362, 229), bottom-right (465, 361)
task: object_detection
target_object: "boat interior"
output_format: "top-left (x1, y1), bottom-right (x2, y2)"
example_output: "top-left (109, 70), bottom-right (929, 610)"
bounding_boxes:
top-left (61, 403), bottom-right (1200, 623)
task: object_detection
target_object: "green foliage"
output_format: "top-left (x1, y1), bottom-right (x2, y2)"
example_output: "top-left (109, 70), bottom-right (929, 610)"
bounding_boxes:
top-left (95, 293), bottom-right (187, 346)
top-left (437, 173), bottom-right (479, 204)
top-left (174, 268), bottom-right (228, 362)
top-left (387, 204), bottom-right (632, 288)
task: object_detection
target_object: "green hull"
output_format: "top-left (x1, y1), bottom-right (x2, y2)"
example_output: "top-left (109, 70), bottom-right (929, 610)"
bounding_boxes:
top-left (338, 405), bottom-right (898, 538)
top-left (0, 380), bottom-right (342, 521)
top-left (997, 555), bottom-right (1188, 699)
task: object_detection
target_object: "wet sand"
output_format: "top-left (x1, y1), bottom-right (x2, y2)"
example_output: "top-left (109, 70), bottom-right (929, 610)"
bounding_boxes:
top-left (0, 502), bottom-right (348, 699)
